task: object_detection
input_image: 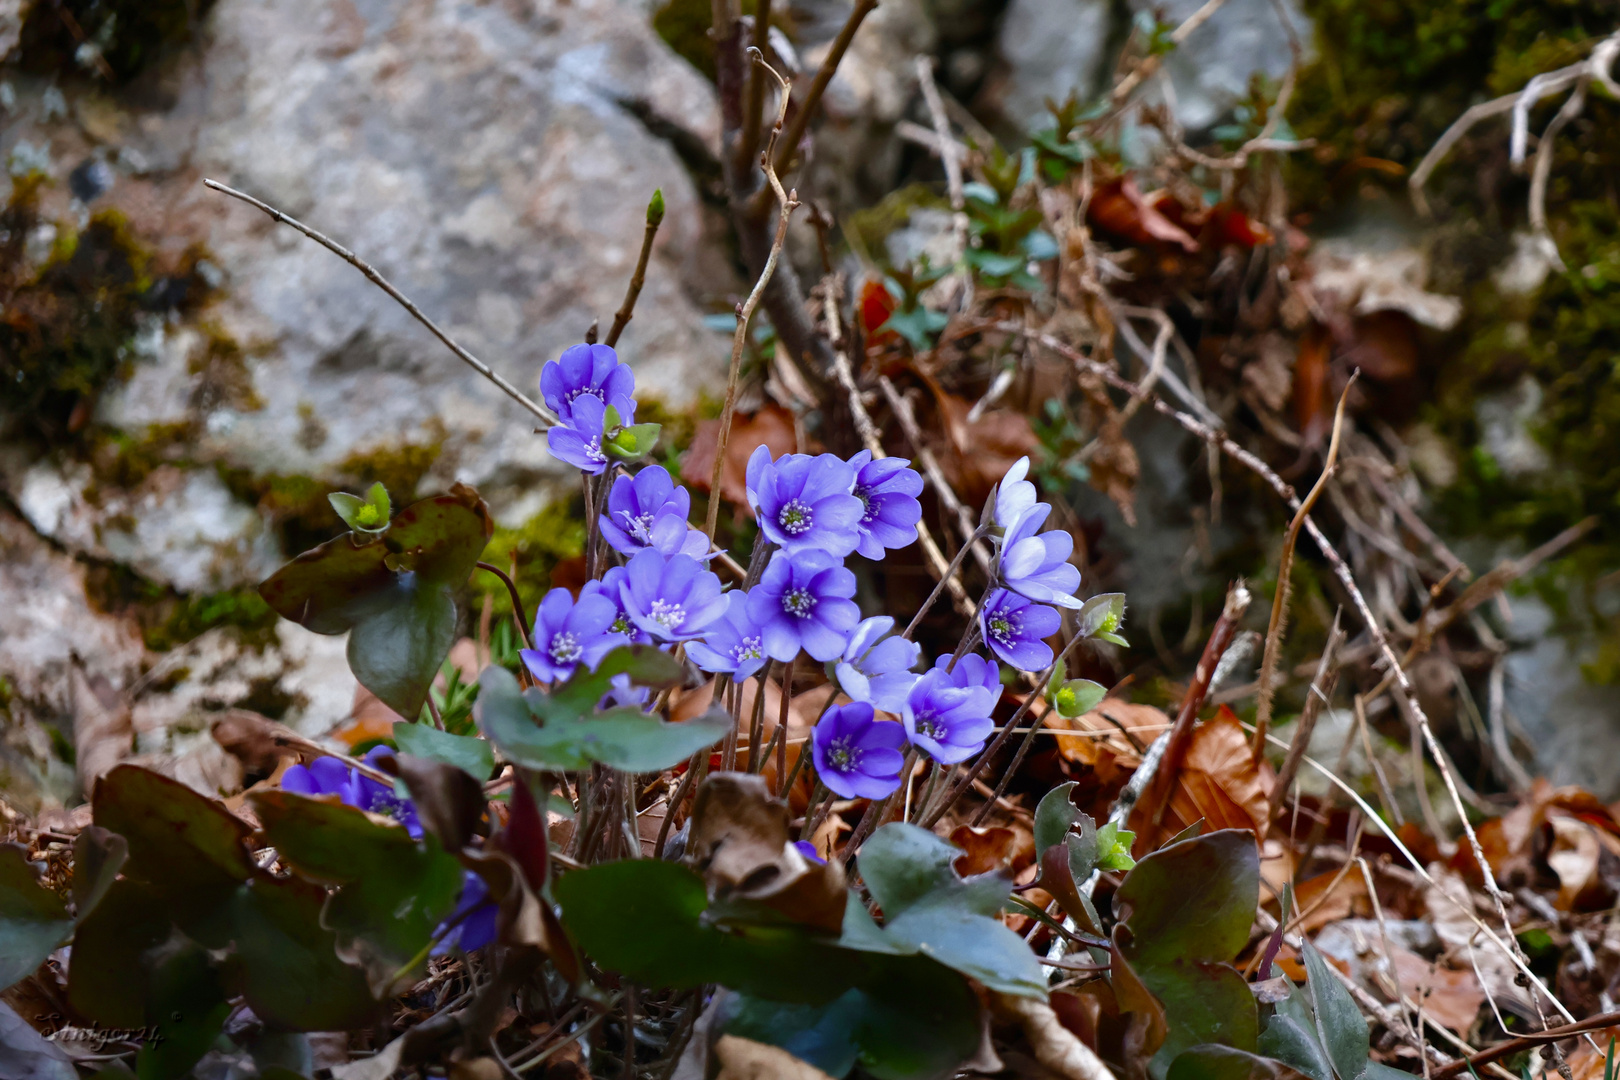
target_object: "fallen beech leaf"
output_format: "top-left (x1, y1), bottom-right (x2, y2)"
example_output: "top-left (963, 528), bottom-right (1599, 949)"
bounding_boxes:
top-left (1389, 946), bottom-right (1483, 1035)
top-left (713, 1034), bottom-right (836, 1080)
top-left (1546, 813), bottom-right (1611, 911)
top-left (1048, 701), bottom-right (1170, 771)
top-left (992, 992), bottom-right (1117, 1080)
top-left (933, 392), bottom-right (1038, 509)
top-left (950, 824), bottom-right (1018, 876)
top-left (211, 708), bottom-right (299, 777)
top-left (685, 772), bottom-right (846, 933)
top-left (1086, 178), bottom-right (1199, 253)
top-left (682, 405), bottom-right (797, 508)
top-left (1129, 709), bottom-right (1272, 848)
top-left (1281, 867), bottom-right (1369, 934)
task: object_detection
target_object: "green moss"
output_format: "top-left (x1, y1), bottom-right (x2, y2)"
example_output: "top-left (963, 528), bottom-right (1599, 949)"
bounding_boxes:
top-left (17, 0), bottom-right (218, 83)
top-left (479, 499), bottom-right (589, 622)
top-left (652, 0), bottom-right (771, 82)
top-left (0, 189), bottom-right (217, 444)
top-left (82, 560), bottom-right (278, 652)
top-left (843, 184), bottom-right (950, 271)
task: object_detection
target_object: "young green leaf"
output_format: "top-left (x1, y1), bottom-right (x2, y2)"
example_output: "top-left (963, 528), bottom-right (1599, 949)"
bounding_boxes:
top-left (1053, 678), bottom-right (1107, 718)
top-left (1033, 782), bottom-right (1080, 855)
top-left (1078, 593), bottom-right (1126, 641)
top-left (327, 482), bottom-right (391, 534)
top-left (1095, 821), bottom-right (1136, 871)
top-left (605, 422), bottom-right (662, 462)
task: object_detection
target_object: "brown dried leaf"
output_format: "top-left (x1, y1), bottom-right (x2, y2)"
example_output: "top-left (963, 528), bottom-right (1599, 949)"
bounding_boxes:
top-left (682, 405), bottom-right (798, 508)
top-left (685, 772), bottom-right (846, 933)
top-left (1130, 709), bottom-right (1272, 845)
top-left (1546, 813), bottom-right (1610, 911)
top-left (1048, 701), bottom-right (1170, 771)
top-left (1389, 946), bottom-right (1484, 1035)
top-left (933, 392), bottom-right (1038, 510)
top-left (991, 992), bottom-right (1117, 1080)
top-left (950, 825), bottom-right (1018, 877)
top-left (1284, 867), bottom-right (1369, 935)
top-left (211, 708), bottom-right (298, 776)
top-left (713, 1035), bottom-right (836, 1080)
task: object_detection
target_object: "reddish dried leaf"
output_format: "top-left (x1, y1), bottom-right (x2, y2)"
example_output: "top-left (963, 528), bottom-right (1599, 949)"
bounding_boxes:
top-left (859, 277), bottom-right (899, 344)
top-left (1205, 204), bottom-right (1273, 248)
top-left (1293, 324), bottom-right (1333, 448)
top-left (682, 404), bottom-right (798, 508)
top-left (949, 825), bottom-right (1018, 877)
top-left (1086, 178), bottom-right (1199, 253)
top-left (1129, 708), bottom-right (1273, 850)
top-left (1389, 946), bottom-right (1484, 1034)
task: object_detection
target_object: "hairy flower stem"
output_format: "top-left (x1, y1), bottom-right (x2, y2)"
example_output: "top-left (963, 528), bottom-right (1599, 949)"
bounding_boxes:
top-left (919, 632), bottom-right (1091, 829)
top-left (903, 526), bottom-right (988, 640)
top-left (746, 665), bottom-right (774, 773)
top-left (844, 747), bottom-right (918, 862)
top-left (799, 778), bottom-right (831, 843)
top-left (774, 656), bottom-right (795, 794)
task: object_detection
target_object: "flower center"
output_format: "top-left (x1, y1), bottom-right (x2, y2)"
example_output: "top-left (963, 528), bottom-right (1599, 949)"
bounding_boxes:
top-left (565, 386), bottom-right (605, 407)
top-left (854, 486), bottom-right (876, 524)
top-left (732, 635), bottom-right (763, 663)
top-left (649, 598), bottom-right (686, 630)
top-left (782, 587), bottom-right (815, 618)
top-left (827, 737), bottom-right (858, 771)
top-left (777, 499), bottom-right (813, 535)
top-left (915, 715), bottom-right (945, 739)
top-left (366, 787), bottom-right (413, 823)
top-left (582, 436), bottom-right (607, 465)
top-left (987, 614), bottom-right (1017, 644)
top-left (611, 612), bottom-right (636, 637)
top-left (620, 510), bottom-right (656, 542)
top-left (549, 631), bottom-right (582, 664)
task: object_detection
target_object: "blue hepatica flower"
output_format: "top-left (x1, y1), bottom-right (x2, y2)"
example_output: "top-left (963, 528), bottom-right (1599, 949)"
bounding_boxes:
top-left (833, 615), bottom-right (921, 713)
top-left (686, 590), bottom-right (769, 680)
top-left (581, 566), bottom-right (653, 646)
top-left (600, 465), bottom-right (708, 559)
top-left (746, 549), bottom-right (860, 662)
top-left (812, 702), bottom-right (907, 800)
top-left (745, 446), bottom-right (864, 558)
top-left (433, 871), bottom-right (499, 956)
top-left (618, 549), bottom-right (726, 643)
top-left (540, 342), bottom-right (637, 425)
top-left (999, 503), bottom-right (1082, 609)
top-left (992, 455), bottom-right (1038, 531)
top-left (283, 746), bottom-right (423, 838)
top-left (519, 587), bottom-right (619, 683)
top-left (981, 587), bottom-right (1061, 671)
top-left (847, 451), bottom-right (923, 560)
top-left (281, 751), bottom-right (496, 953)
top-left (902, 654), bottom-right (1001, 763)
top-left (546, 393), bottom-right (611, 475)
top-left (793, 839), bottom-right (828, 865)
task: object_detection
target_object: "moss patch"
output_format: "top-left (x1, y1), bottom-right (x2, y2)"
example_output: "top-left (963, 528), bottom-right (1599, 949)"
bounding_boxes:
top-left (478, 499), bottom-right (589, 624)
top-left (82, 560), bottom-right (278, 652)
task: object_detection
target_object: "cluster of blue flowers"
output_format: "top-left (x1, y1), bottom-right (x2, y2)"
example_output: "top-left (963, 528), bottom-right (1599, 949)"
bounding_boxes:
top-left (283, 343), bottom-right (1086, 955)
top-left (525, 343), bottom-right (1085, 805)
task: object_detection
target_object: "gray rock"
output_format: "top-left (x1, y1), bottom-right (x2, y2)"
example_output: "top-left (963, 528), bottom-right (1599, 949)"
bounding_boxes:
top-left (993, 0), bottom-right (1111, 130)
top-left (1127, 0), bottom-right (1307, 133)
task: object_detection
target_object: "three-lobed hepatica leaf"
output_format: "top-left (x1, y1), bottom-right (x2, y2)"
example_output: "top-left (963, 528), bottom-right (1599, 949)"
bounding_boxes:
top-left (252, 788), bottom-right (464, 998)
top-left (848, 823), bottom-right (1046, 999)
top-left (554, 856), bottom-right (982, 1080)
top-left (0, 844), bottom-right (73, 992)
top-left (259, 483), bottom-right (494, 719)
top-left (1114, 829), bottom-right (1261, 1080)
top-left (68, 766), bottom-right (376, 1080)
top-left (477, 648), bottom-right (730, 773)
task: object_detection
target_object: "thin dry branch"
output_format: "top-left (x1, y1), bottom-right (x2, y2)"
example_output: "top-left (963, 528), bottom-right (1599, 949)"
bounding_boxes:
top-left (1252, 374), bottom-right (1355, 760)
top-left (1267, 610), bottom-right (1343, 819)
top-left (876, 375), bottom-right (995, 572)
top-left (765, 0), bottom-right (879, 185)
top-left (202, 179), bottom-right (560, 428)
top-left (704, 52), bottom-right (800, 543)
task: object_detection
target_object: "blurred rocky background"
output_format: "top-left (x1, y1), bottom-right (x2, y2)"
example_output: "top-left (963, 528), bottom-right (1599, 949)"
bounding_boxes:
top-left (2, 0), bottom-right (1617, 815)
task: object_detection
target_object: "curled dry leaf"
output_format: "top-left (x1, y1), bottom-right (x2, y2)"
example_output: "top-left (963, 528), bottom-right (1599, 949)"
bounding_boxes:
top-left (992, 991), bottom-right (1117, 1080)
top-left (949, 824), bottom-right (1019, 876)
top-left (1086, 178), bottom-right (1199, 253)
top-left (1544, 813), bottom-right (1620, 911)
top-left (685, 772), bottom-right (847, 933)
top-left (1388, 945), bottom-right (1484, 1035)
top-left (1048, 700), bottom-right (1170, 774)
top-left (712, 1034), bottom-right (837, 1080)
top-left (1128, 709), bottom-right (1272, 847)
top-left (682, 404), bottom-right (798, 507)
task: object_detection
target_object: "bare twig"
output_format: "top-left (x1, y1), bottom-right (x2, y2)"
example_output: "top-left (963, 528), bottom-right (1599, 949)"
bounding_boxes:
top-left (1252, 373), bottom-right (1355, 760)
top-left (704, 53), bottom-right (800, 542)
top-left (604, 190), bottom-right (665, 348)
top-left (876, 375), bottom-right (994, 571)
top-left (1528, 74), bottom-right (1588, 270)
top-left (1267, 610), bottom-right (1343, 820)
top-left (202, 179), bottom-right (560, 427)
top-left (766, 0), bottom-right (879, 184)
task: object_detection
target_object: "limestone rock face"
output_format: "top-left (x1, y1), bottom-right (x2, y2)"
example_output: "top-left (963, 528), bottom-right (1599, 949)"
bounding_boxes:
top-left (0, 0), bottom-right (728, 799)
